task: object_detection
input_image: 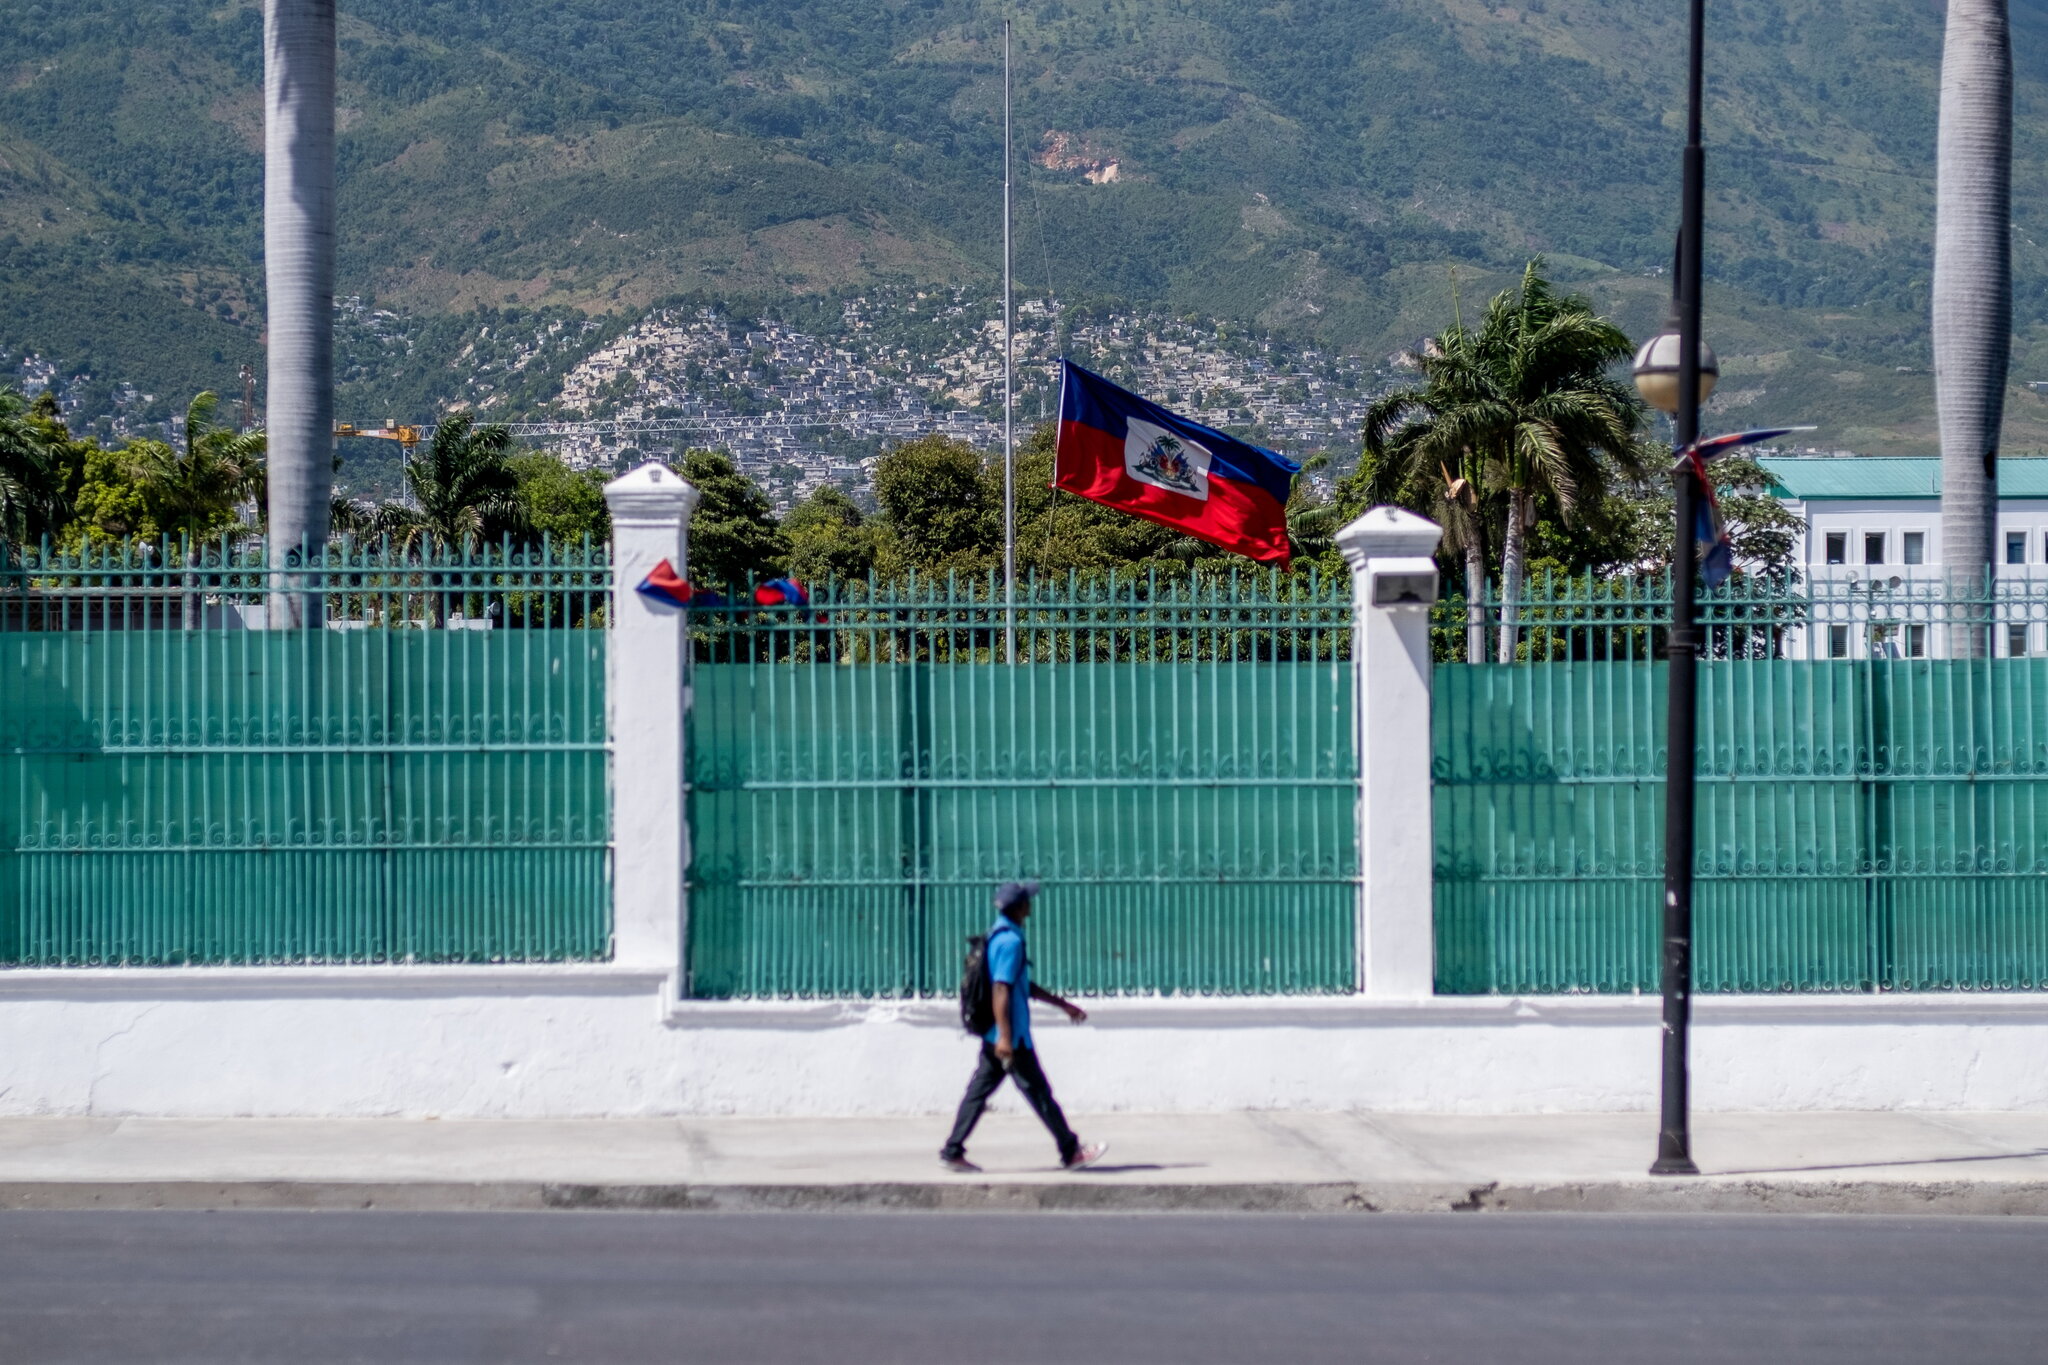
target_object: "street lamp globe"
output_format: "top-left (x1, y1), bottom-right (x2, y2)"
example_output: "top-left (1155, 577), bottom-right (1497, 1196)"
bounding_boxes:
top-left (1631, 329), bottom-right (1719, 416)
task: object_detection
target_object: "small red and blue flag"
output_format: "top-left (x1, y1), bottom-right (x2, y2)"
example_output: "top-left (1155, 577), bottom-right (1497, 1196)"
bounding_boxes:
top-left (1675, 426), bottom-right (1811, 588)
top-left (636, 558), bottom-right (694, 608)
top-left (1053, 360), bottom-right (1298, 565)
top-left (752, 578), bottom-right (809, 608)
top-left (1683, 447), bottom-right (1736, 588)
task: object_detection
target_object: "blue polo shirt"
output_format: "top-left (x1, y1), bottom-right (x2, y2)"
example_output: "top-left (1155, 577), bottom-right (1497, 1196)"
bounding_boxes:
top-left (982, 914), bottom-right (1032, 1048)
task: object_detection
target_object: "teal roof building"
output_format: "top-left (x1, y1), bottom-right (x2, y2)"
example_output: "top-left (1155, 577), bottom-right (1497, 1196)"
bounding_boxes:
top-left (1759, 457), bottom-right (2048, 501)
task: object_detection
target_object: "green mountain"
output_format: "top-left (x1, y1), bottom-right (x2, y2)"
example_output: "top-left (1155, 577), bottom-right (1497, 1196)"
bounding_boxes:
top-left (8, 0), bottom-right (2048, 453)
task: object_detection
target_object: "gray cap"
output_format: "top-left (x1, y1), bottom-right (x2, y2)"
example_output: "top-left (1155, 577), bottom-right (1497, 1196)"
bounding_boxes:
top-left (994, 880), bottom-right (1041, 911)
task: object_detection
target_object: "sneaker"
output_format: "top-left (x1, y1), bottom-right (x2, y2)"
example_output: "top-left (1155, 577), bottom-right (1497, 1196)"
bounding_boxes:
top-left (940, 1154), bottom-right (983, 1174)
top-left (1061, 1142), bottom-right (1108, 1170)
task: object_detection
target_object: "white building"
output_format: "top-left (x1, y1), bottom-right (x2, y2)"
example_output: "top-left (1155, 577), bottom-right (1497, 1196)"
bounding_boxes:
top-left (1759, 457), bottom-right (2048, 659)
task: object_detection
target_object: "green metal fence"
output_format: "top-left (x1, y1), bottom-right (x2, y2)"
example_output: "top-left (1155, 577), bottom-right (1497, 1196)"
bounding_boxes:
top-left (0, 540), bottom-right (611, 965)
top-left (1434, 573), bottom-right (2048, 994)
top-left (686, 573), bottom-right (1357, 999)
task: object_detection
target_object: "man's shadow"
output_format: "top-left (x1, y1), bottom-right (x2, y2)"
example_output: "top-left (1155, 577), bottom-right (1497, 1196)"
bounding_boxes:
top-left (1050, 1162), bottom-right (1207, 1174)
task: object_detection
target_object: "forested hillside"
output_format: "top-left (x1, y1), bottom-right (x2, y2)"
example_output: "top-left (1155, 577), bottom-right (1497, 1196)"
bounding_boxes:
top-left (9, 0), bottom-right (2048, 451)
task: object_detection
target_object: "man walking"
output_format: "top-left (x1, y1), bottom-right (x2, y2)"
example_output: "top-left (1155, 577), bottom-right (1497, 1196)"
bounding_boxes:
top-left (941, 881), bottom-right (1106, 1173)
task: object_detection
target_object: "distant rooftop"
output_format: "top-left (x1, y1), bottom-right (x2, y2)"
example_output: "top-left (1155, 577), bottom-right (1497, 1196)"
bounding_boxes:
top-left (1758, 457), bottom-right (2048, 500)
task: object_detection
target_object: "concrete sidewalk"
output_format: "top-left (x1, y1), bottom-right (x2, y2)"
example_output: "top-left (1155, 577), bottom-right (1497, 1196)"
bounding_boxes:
top-left (3, 1110), bottom-right (2048, 1214)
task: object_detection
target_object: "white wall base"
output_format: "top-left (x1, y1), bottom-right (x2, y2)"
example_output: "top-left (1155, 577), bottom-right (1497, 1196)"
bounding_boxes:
top-left (2, 971), bottom-right (2046, 1118)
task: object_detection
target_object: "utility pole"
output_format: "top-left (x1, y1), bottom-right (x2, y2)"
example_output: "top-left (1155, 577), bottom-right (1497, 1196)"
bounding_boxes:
top-left (1654, 0), bottom-right (1709, 1179)
top-left (1002, 18), bottom-right (1017, 664)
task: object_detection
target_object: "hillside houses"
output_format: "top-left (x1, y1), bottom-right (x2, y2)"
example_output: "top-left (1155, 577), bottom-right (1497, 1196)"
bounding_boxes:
top-left (536, 292), bottom-right (1378, 504)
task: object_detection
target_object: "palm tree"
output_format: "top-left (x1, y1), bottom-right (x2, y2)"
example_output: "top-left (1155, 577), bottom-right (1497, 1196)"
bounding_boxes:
top-left (1362, 370), bottom-right (1498, 663)
top-left (263, 0), bottom-right (337, 625)
top-left (1363, 262), bottom-right (1644, 661)
top-left (370, 414), bottom-right (526, 626)
top-left (1934, 0), bottom-right (2011, 655)
top-left (0, 389), bottom-right (75, 548)
top-left (133, 393), bottom-right (267, 548)
top-left (377, 414), bottom-right (526, 550)
top-left (130, 392), bottom-right (266, 627)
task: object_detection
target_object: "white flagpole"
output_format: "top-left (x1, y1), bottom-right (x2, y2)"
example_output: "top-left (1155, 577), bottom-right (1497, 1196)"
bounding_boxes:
top-left (1002, 17), bottom-right (1016, 664)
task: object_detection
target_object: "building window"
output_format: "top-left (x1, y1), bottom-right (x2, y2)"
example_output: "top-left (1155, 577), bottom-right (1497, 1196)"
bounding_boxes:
top-left (2007, 532), bottom-right (2027, 565)
top-left (1906, 625), bottom-right (1928, 659)
top-left (1903, 531), bottom-right (1926, 566)
top-left (1864, 531), bottom-right (1886, 565)
top-left (1825, 532), bottom-right (1847, 565)
top-left (1828, 625), bottom-right (1850, 658)
top-left (2009, 625), bottom-right (2030, 658)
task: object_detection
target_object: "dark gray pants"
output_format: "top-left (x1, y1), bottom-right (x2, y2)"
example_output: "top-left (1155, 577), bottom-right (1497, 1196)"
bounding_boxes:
top-left (941, 1042), bottom-right (1079, 1163)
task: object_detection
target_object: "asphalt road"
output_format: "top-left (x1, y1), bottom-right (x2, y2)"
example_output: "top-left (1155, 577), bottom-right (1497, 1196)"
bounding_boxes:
top-left (1, 1210), bottom-right (2044, 1364)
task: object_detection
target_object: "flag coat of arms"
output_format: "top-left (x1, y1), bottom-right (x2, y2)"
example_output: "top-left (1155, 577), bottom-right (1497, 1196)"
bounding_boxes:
top-left (1053, 360), bottom-right (1298, 565)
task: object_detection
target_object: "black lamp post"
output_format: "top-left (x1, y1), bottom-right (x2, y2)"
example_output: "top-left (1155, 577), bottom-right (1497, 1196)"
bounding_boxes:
top-left (1630, 0), bottom-right (1715, 1180)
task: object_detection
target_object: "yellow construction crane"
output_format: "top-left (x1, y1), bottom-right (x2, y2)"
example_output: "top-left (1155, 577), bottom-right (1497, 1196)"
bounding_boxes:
top-left (334, 422), bottom-right (426, 452)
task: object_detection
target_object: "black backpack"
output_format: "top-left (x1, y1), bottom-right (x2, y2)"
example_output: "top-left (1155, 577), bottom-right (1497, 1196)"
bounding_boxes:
top-left (959, 935), bottom-right (995, 1035)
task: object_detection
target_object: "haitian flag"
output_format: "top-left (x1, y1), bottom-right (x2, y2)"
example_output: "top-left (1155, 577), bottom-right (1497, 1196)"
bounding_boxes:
top-left (1053, 360), bottom-right (1298, 566)
top-left (636, 558), bottom-right (694, 608)
top-left (636, 559), bottom-right (728, 608)
top-left (1683, 446), bottom-right (1736, 589)
top-left (1675, 426), bottom-right (1812, 588)
top-left (751, 578), bottom-right (808, 608)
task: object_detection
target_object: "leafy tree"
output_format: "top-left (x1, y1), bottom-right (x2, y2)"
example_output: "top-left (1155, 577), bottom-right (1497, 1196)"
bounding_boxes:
top-left (1012, 424), bottom-right (1163, 575)
top-left (68, 444), bottom-right (157, 546)
top-left (1525, 454), bottom-right (1801, 582)
top-left (871, 434), bottom-right (997, 572)
top-left (1707, 457), bottom-right (1804, 576)
top-left (1356, 261), bottom-right (1645, 661)
top-left (130, 391), bottom-right (265, 555)
top-left (677, 448), bottom-right (787, 586)
top-left (1281, 454), bottom-right (1342, 571)
top-left (509, 450), bottom-right (611, 547)
top-left (0, 389), bottom-right (82, 546)
top-left (782, 484), bottom-right (878, 583)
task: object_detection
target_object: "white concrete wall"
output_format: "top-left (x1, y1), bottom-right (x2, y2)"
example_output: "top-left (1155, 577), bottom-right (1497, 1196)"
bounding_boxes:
top-left (5, 497), bottom-right (2047, 1120)
top-left (1, 973), bottom-right (2045, 1116)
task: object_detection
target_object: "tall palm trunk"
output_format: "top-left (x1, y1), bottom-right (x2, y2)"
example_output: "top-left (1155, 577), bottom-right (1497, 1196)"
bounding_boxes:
top-left (1464, 541), bottom-right (1486, 665)
top-left (1933, 0), bottom-right (2010, 657)
top-left (1496, 487), bottom-right (1530, 664)
top-left (179, 425), bottom-right (200, 632)
top-left (182, 538), bottom-right (201, 631)
top-left (263, 0), bottom-right (336, 627)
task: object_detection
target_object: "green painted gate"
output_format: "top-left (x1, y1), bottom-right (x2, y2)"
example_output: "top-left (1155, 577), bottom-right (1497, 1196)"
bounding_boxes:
top-left (1433, 575), bottom-right (2048, 993)
top-left (0, 543), bottom-right (612, 965)
top-left (685, 575), bottom-right (1358, 998)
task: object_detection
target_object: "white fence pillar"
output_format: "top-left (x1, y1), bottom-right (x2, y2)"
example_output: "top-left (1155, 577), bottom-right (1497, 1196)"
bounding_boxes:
top-left (603, 463), bottom-right (701, 994)
top-left (1336, 506), bottom-right (1444, 999)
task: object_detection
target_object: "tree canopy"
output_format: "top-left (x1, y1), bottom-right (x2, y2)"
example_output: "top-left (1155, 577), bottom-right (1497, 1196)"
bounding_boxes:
top-left (677, 447), bottom-right (788, 586)
top-left (376, 413), bottom-right (527, 552)
top-left (1356, 260), bottom-right (1647, 660)
top-left (0, 389), bottom-right (85, 546)
top-left (509, 450), bottom-right (610, 547)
